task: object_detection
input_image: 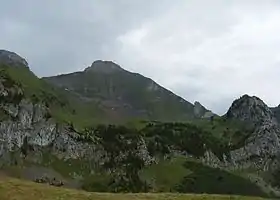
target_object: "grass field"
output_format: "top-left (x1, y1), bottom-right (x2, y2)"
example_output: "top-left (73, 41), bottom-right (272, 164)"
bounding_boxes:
top-left (140, 157), bottom-right (191, 191)
top-left (0, 178), bottom-right (268, 200)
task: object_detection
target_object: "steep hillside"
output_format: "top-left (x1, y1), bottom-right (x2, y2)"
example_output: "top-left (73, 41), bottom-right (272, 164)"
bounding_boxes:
top-left (43, 60), bottom-right (211, 122)
top-left (0, 50), bottom-right (278, 198)
top-left (0, 50), bottom-right (109, 128)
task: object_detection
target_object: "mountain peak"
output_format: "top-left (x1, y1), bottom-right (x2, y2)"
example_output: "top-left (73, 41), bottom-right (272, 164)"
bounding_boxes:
top-left (226, 94), bottom-right (274, 123)
top-left (44, 59), bottom-right (197, 121)
top-left (194, 101), bottom-right (207, 116)
top-left (0, 50), bottom-right (29, 68)
top-left (84, 60), bottom-right (124, 74)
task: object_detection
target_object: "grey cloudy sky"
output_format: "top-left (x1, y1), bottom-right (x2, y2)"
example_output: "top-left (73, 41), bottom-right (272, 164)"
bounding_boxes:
top-left (1, 0), bottom-right (280, 114)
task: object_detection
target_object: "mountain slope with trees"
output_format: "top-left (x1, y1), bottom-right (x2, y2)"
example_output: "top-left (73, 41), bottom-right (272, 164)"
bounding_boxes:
top-left (0, 50), bottom-right (279, 198)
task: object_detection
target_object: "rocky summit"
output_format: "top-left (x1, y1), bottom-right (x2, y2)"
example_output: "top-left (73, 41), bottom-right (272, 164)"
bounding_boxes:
top-left (0, 50), bottom-right (29, 68)
top-left (226, 95), bottom-right (276, 124)
top-left (226, 95), bottom-right (280, 171)
top-left (1, 50), bottom-right (280, 198)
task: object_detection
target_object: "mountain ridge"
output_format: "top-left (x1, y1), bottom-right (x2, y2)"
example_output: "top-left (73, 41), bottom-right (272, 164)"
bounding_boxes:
top-left (43, 59), bottom-right (212, 122)
top-left (1, 50), bottom-right (280, 198)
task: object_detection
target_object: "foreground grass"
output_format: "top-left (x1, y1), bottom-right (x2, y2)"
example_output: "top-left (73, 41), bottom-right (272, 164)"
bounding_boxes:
top-left (0, 178), bottom-right (267, 200)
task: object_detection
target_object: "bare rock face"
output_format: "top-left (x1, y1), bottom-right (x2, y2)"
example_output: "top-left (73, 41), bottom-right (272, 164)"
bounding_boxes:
top-left (226, 95), bottom-right (276, 124)
top-left (271, 105), bottom-right (280, 124)
top-left (0, 50), bottom-right (29, 68)
top-left (0, 97), bottom-right (153, 168)
top-left (0, 99), bottom-right (96, 166)
top-left (0, 71), bottom-right (105, 166)
top-left (0, 96), bottom-right (153, 172)
top-left (226, 95), bottom-right (280, 171)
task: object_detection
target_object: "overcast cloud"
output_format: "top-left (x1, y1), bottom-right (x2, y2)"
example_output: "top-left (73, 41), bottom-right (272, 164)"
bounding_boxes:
top-left (1, 0), bottom-right (280, 114)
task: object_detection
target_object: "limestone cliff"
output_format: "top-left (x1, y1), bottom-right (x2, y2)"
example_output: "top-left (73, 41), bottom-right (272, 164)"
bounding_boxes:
top-left (226, 95), bottom-right (280, 171)
top-left (0, 51), bottom-right (153, 174)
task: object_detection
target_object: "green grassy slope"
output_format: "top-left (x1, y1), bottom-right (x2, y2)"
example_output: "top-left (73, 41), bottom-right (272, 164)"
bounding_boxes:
top-left (140, 157), bottom-right (267, 197)
top-left (0, 178), bottom-right (267, 200)
top-left (140, 157), bottom-right (191, 192)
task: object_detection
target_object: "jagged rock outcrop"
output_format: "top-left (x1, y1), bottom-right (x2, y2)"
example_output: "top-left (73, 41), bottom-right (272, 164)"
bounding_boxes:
top-left (225, 95), bottom-right (280, 171)
top-left (226, 95), bottom-right (276, 124)
top-left (0, 97), bottom-right (154, 173)
top-left (0, 52), bottom-right (153, 172)
top-left (0, 100), bottom-right (154, 163)
top-left (0, 98), bottom-right (98, 166)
